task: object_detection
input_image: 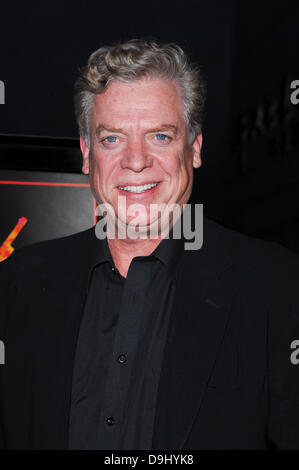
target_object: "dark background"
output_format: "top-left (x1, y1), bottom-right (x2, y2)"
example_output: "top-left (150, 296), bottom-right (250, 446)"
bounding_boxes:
top-left (0, 0), bottom-right (299, 253)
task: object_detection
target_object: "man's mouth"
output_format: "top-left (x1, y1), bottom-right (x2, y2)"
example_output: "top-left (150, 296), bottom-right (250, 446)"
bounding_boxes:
top-left (118, 182), bottom-right (159, 193)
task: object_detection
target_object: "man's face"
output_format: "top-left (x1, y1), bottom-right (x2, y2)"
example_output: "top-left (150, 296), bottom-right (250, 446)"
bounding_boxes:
top-left (80, 76), bottom-right (202, 233)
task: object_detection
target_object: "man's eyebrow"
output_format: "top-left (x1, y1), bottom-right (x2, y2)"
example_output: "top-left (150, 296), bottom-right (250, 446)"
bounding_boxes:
top-left (95, 124), bottom-right (179, 136)
top-left (95, 124), bottom-right (124, 136)
top-left (146, 124), bottom-right (179, 136)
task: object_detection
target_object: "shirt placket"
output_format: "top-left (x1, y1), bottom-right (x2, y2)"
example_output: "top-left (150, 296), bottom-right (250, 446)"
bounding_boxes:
top-left (96, 260), bottom-right (153, 449)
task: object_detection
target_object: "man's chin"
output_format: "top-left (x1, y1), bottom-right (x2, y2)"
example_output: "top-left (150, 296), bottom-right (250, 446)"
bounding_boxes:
top-left (102, 199), bottom-right (181, 240)
top-left (105, 212), bottom-right (165, 241)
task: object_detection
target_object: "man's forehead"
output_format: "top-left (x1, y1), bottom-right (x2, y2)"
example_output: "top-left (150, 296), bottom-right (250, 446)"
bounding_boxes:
top-left (91, 78), bottom-right (185, 131)
top-left (92, 76), bottom-right (183, 108)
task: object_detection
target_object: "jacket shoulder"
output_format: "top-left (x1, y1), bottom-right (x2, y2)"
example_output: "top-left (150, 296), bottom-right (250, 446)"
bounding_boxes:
top-left (0, 226), bottom-right (95, 281)
top-left (204, 216), bottom-right (299, 289)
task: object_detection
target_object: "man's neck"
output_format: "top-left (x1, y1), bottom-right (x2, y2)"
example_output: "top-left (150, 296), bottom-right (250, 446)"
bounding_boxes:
top-left (105, 205), bottom-right (185, 278)
top-left (107, 236), bottom-right (163, 278)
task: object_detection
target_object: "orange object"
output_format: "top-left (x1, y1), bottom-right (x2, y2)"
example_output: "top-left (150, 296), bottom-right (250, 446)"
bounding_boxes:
top-left (0, 217), bottom-right (28, 262)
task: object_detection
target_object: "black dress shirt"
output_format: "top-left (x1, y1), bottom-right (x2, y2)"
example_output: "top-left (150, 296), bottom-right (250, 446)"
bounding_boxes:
top-left (68, 220), bottom-right (185, 450)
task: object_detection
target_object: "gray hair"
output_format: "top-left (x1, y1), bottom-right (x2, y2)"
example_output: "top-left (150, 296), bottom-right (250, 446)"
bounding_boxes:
top-left (74, 39), bottom-right (206, 147)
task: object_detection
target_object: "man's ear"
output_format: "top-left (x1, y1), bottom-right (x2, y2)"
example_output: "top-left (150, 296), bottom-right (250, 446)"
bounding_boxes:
top-left (80, 136), bottom-right (90, 174)
top-left (192, 133), bottom-right (203, 169)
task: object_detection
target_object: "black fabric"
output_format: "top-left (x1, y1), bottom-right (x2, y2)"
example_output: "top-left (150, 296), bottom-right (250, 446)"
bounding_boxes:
top-left (0, 213), bottom-right (299, 449)
top-left (69, 231), bottom-right (183, 450)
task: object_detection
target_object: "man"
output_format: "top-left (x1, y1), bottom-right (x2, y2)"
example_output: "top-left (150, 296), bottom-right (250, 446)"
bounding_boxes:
top-left (0, 39), bottom-right (299, 450)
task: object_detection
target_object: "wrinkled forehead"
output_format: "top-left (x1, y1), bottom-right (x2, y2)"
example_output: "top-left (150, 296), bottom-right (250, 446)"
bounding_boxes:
top-left (90, 76), bottom-right (186, 131)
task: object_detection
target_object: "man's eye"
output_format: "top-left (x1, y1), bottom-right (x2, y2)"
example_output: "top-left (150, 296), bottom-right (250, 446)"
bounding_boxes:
top-left (102, 136), bottom-right (118, 143)
top-left (154, 133), bottom-right (171, 143)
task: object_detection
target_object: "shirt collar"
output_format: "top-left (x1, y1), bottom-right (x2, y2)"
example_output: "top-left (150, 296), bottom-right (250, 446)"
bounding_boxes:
top-left (145, 203), bottom-right (200, 278)
top-left (91, 232), bottom-right (113, 267)
top-left (91, 206), bottom-right (192, 278)
top-left (150, 215), bottom-right (185, 279)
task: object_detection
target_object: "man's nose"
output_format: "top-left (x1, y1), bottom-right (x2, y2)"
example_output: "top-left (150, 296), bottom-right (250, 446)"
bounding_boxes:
top-left (120, 138), bottom-right (152, 172)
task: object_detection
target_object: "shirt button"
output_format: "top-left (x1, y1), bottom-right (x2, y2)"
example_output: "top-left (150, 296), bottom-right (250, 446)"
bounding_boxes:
top-left (118, 354), bottom-right (127, 364)
top-left (106, 417), bottom-right (115, 426)
top-left (111, 266), bottom-right (117, 273)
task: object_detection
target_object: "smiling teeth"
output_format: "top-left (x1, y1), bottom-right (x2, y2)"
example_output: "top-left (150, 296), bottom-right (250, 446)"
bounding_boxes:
top-left (119, 183), bottom-right (158, 193)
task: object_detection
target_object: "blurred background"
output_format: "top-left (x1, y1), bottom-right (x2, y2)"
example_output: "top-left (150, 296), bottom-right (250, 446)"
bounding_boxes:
top-left (0, 0), bottom-right (299, 255)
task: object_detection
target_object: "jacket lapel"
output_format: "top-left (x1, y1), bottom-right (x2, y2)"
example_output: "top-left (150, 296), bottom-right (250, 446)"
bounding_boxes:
top-left (153, 217), bottom-right (235, 449)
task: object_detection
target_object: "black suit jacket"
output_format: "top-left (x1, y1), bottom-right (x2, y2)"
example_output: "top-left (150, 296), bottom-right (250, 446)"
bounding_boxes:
top-left (0, 216), bottom-right (299, 450)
